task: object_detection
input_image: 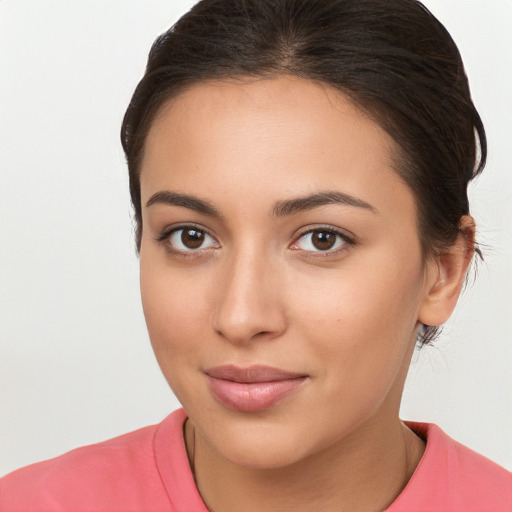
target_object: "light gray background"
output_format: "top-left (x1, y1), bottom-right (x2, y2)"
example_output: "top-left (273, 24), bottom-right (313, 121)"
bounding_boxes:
top-left (1, 0), bottom-right (511, 476)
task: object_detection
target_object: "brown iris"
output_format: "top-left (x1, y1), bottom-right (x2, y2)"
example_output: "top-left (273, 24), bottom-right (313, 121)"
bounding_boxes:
top-left (181, 229), bottom-right (205, 249)
top-left (311, 230), bottom-right (337, 251)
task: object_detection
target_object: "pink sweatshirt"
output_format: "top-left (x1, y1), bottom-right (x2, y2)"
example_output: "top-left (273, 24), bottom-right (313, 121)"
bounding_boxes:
top-left (1, 408), bottom-right (511, 511)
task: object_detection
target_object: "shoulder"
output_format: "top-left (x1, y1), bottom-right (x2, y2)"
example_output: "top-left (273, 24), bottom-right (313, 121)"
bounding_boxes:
top-left (0, 411), bottom-right (187, 512)
top-left (420, 422), bottom-right (512, 502)
top-left (389, 422), bottom-right (512, 511)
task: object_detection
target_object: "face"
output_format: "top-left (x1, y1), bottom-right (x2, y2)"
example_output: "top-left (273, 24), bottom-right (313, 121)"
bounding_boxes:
top-left (139, 76), bottom-right (434, 469)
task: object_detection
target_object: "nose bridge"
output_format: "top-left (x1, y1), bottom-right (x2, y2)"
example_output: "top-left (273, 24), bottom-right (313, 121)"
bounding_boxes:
top-left (212, 241), bottom-right (285, 344)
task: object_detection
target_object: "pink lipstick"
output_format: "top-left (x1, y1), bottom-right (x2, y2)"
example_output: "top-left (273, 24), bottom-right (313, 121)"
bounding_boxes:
top-left (205, 365), bottom-right (308, 412)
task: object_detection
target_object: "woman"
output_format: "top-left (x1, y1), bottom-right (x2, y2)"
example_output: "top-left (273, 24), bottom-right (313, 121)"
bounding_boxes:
top-left (1, 0), bottom-right (511, 510)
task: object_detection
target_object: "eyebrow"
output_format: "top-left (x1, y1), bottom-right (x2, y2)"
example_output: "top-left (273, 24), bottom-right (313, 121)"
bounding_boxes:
top-left (146, 191), bottom-right (222, 218)
top-left (146, 189), bottom-right (377, 217)
top-left (271, 191), bottom-right (377, 216)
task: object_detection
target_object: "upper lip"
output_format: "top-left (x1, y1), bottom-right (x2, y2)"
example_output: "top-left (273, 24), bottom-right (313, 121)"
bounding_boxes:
top-left (205, 365), bottom-right (307, 383)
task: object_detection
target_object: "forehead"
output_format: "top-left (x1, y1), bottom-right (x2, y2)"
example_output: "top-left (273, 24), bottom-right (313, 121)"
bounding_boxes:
top-left (140, 76), bottom-right (414, 220)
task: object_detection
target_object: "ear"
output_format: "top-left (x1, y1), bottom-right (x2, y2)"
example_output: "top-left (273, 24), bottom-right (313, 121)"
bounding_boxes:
top-left (418, 216), bottom-right (476, 327)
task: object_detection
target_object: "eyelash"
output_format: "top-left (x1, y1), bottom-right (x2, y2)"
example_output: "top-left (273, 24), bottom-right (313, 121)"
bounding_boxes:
top-left (290, 225), bottom-right (356, 257)
top-left (155, 224), bottom-right (356, 258)
top-left (155, 224), bottom-right (219, 258)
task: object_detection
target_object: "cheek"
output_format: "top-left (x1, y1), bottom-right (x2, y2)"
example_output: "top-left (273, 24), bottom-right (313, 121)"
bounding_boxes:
top-left (139, 255), bottom-right (212, 373)
top-left (294, 255), bottom-right (421, 335)
top-left (140, 264), bottom-right (216, 409)
top-left (290, 251), bottom-right (423, 381)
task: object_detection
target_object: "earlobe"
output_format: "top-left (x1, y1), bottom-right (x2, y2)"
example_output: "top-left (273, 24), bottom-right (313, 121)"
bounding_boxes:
top-left (418, 216), bottom-right (476, 327)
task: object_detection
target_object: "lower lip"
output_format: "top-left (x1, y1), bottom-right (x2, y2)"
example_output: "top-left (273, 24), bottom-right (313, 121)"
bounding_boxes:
top-left (207, 376), bottom-right (307, 412)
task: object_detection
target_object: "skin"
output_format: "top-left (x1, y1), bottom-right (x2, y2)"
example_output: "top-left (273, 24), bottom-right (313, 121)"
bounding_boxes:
top-left (139, 76), bottom-right (475, 512)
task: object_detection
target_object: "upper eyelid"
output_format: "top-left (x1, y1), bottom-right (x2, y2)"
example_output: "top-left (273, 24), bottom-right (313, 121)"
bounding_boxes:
top-left (289, 227), bottom-right (357, 256)
top-left (156, 223), bottom-right (356, 249)
top-left (156, 225), bottom-right (220, 257)
top-left (293, 225), bottom-right (356, 242)
top-left (156, 223), bottom-right (218, 242)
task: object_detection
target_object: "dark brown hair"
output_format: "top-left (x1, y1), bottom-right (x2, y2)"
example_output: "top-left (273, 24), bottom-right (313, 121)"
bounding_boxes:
top-left (121, 0), bottom-right (486, 345)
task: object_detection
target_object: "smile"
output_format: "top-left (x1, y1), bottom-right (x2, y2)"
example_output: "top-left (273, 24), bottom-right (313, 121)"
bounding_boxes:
top-left (205, 365), bottom-right (309, 412)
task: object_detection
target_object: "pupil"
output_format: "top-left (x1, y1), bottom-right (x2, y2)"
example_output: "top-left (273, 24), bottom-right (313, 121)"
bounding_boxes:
top-left (312, 231), bottom-right (335, 250)
top-left (182, 229), bottom-right (205, 249)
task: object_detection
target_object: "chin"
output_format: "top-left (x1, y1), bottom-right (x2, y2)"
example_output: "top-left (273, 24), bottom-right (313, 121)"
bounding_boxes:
top-left (221, 438), bottom-right (308, 470)
top-left (196, 413), bottom-right (319, 470)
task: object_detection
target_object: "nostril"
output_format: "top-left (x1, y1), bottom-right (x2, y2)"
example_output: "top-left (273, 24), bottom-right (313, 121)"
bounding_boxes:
top-left (211, 262), bottom-right (287, 344)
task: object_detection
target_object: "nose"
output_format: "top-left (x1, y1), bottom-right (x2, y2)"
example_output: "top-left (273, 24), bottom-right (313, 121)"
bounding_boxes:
top-left (211, 250), bottom-right (287, 345)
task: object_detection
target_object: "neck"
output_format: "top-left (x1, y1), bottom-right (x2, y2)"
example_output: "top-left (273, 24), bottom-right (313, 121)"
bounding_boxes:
top-left (185, 414), bottom-right (425, 512)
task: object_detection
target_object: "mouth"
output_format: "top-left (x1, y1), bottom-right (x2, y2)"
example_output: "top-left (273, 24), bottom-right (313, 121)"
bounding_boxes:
top-left (204, 365), bottom-right (309, 412)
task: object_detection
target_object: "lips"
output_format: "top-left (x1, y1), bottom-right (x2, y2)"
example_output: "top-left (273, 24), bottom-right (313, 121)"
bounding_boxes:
top-left (205, 365), bottom-right (308, 412)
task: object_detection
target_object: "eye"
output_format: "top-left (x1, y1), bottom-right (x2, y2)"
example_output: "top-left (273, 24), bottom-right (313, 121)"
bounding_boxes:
top-left (162, 226), bottom-right (219, 253)
top-left (291, 228), bottom-right (349, 253)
